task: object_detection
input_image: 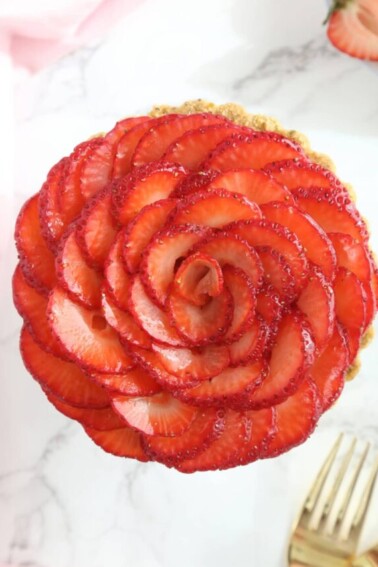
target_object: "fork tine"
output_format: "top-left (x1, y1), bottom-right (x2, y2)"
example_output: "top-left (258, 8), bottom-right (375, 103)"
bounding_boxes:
top-left (346, 454), bottom-right (378, 541)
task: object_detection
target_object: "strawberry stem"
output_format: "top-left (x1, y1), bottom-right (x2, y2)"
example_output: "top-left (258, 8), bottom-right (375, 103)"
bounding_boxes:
top-left (323, 0), bottom-right (354, 25)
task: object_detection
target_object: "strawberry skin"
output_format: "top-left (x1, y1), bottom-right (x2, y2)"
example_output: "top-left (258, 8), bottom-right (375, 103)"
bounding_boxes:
top-left (85, 426), bottom-right (148, 461)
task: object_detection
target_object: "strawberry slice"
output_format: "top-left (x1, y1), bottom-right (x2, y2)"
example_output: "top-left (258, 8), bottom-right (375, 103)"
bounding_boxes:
top-left (39, 157), bottom-right (70, 250)
top-left (103, 232), bottom-right (131, 312)
top-left (162, 124), bottom-right (241, 170)
top-left (113, 118), bottom-right (156, 178)
top-left (84, 426), bottom-right (148, 461)
top-left (230, 220), bottom-right (309, 294)
top-left (362, 280), bottom-right (376, 330)
top-left (13, 265), bottom-right (66, 358)
top-left (175, 360), bottom-right (265, 408)
top-left (80, 139), bottom-right (113, 201)
top-left (172, 252), bottom-right (224, 307)
top-left (256, 247), bottom-right (296, 301)
top-left (170, 188), bottom-right (262, 228)
top-left (204, 132), bottom-right (305, 172)
top-left (140, 224), bottom-right (210, 306)
top-left (111, 392), bottom-right (198, 436)
top-left (56, 230), bottom-right (103, 309)
top-left (105, 115), bottom-right (150, 146)
top-left (129, 276), bottom-right (185, 346)
top-left (75, 187), bottom-right (118, 269)
top-left (90, 365), bottom-right (161, 397)
top-left (293, 187), bottom-right (368, 243)
top-left (152, 343), bottom-right (230, 382)
top-left (307, 323), bottom-right (349, 412)
top-left (333, 267), bottom-right (366, 332)
top-left (245, 311), bottom-right (315, 409)
top-left (48, 286), bottom-right (133, 373)
top-left (15, 193), bottom-right (57, 293)
top-left (172, 169), bottom-right (219, 198)
top-left (256, 285), bottom-right (283, 325)
top-left (123, 199), bottom-right (177, 273)
top-left (206, 169), bottom-right (294, 204)
top-left (132, 113), bottom-right (228, 167)
top-left (229, 316), bottom-right (269, 366)
top-left (263, 379), bottom-right (321, 458)
top-left (113, 162), bottom-right (187, 225)
top-left (297, 267), bottom-right (335, 350)
top-left (142, 407), bottom-right (224, 466)
top-left (326, 0), bottom-right (378, 61)
top-left (101, 289), bottom-right (152, 349)
top-left (343, 327), bottom-right (361, 363)
top-left (20, 326), bottom-right (109, 408)
top-left (328, 232), bottom-right (372, 282)
top-left (262, 202), bottom-right (337, 281)
top-left (45, 391), bottom-right (125, 430)
top-left (237, 408), bottom-right (277, 465)
top-left (264, 159), bottom-right (346, 193)
top-left (223, 267), bottom-right (256, 342)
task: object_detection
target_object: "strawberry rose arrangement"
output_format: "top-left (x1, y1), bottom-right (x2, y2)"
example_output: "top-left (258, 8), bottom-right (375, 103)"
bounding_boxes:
top-left (13, 100), bottom-right (377, 472)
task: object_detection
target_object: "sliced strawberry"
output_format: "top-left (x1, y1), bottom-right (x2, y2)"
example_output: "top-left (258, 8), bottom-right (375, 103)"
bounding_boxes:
top-left (256, 285), bottom-right (283, 325)
top-left (293, 187), bottom-right (368, 243)
top-left (264, 159), bottom-right (346, 193)
top-left (39, 157), bottom-right (70, 250)
top-left (84, 426), bottom-right (148, 461)
top-left (13, 265), bottom-right (65, 358)
top-left (140, 224), bottom-right (210, 306)
top-left (307, 323), bottom-right (349, 412)
top-left (105, 115), bottom-right (150, 146)
top-left (206, 169), bottom-right (294, 204)
top-left (48, 286), bottom-right (133, 373)
top-left (176, 409), bottom-right (252, 472)
top-left (123, 199), bottom-right (177, 273)
top-left (104, 231), bottom-right (131, 312)
top-left (172, 169), bottom-right (219, 198)
top-left (362, 280), bottom-right (376, 330)
top-left (263, 379), bottom-right (321, 458)
top-left (297, 267), bottom-right (335, 351)
top-left (262, 202), bottom-right (337, 281)
top-left (256, 247), bottom-right (296, 302)
top-left (129, 276), bottom-right (185, 346)
top-left (15, 194), bottom-right (57, 294)
top-left (113, 162), bottom-right (187, 225)
top-left (80, 139), bottom-right (113, 201)
top-left (113, 118), bottom-right (157, 178)
top-left (229, 219), bottom-right (309, 294)
top-left (152, 343), bottom-right (230, 382)
top-left (175, 360), bottom-right (265, 408)
top-left (204, 132), bottom-right (305, 172)
top-left (90, 365), bottom-right (161, 397)
top-left (333, 267), bottom-right (366, 332)
top-left (101, 289), bottom-right (152, 349)
top-left (20, 326), bottom-right (109, 408)
top-left (228, 316), bottom-right (269, 366)
top-left (328, 232), bottom-right (372, 282)
top-left (327, 0), bottom-right (378, 61)
top-left (75, 187), bottom-right (118, 269)
top-left (193, 232), bottom-right (263, 289)
top-left (132, 113), bottom-right (228, 167)
top-left (162, 124), bottom-right (241, 170)
top-left (343, 326), bottom-right (361, 363)
top-left (56, 230), bottom-right (103, 309)
top-left (237, 408), bottom-right (277, 465)
top-left (245, 311), bottom-right (315, 409)
top-left (170, 188), bottom-right (262, 228)
top-left (172, 252), bottom-right (224, 307)
top-left (111, 392), bottom-right (198, 436)
top-left (45, 391), bottom-right (125, 430)
top-left (142, 407), bottom-right (224, 466)
top-left (223, 267), bottom-right (256, 342)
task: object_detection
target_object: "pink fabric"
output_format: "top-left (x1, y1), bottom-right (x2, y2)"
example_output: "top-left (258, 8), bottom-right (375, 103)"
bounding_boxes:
top-left (0, 0), bottom-right (142, 71)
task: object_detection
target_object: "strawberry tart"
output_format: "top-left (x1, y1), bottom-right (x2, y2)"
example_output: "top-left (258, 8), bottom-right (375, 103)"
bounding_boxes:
top-left (13, 100), bottom-right (378, 472)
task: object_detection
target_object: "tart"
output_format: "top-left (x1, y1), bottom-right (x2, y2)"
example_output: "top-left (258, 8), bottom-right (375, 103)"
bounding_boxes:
top-left (13, 100), bottom-right (377, 472)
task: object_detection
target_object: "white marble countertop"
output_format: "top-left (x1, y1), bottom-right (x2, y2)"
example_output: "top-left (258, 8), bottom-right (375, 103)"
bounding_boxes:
top-left (1, 0), bottom-right (378, 565)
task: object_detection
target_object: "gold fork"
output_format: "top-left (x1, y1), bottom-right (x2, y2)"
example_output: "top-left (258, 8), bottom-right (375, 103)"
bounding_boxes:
top-left (288, 434), bottom-right (378, 567)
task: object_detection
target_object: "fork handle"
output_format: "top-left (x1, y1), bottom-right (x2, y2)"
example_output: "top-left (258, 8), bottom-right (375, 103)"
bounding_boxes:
top-left (352, 545), bottom-right (378, 567)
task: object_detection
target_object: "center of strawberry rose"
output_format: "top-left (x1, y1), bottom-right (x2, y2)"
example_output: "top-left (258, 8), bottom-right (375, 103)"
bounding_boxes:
top-left (173, 252), bottom-right (224, 306)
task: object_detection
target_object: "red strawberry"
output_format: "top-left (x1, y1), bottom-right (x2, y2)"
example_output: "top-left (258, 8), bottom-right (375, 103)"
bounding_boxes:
top-left (80, 139), bottom-right (113, 201)
top-left (142, 407), bottom-right (225, 466)
top-left (170, 188), bottom-right (262, 228)
top-left (113, 162), bottom-right (187, 225)
top-left (90, 366), bottom-right (161, 397)
top-left (172, 169), bottom-right (219, 198)
top-left (132, 113), bottom-right (228, 167)
top-left (293, 187), bottom-right (368, 243)
top-left (113, 118), bottom-right (156, 178)
top-left (228, 316), bottom-right (269, 366)
top-left (39, 157), bottom-right (70, 250)
top-left (326, 0), bottom-right (378, 61)
top-left (307, 323), bottom-right (349, 412)
top-left (223, 266), bottom-right (256, 342)
top-left (262, 202), bottom-right (337, 281)
top-left (48, 286), bottom-right (133, 373)
top-left (203, 132), bottom-right (305, 172)
top-left (264, 159), bottom-right (346, 193)
top-left (111, 392), bottom-right (199, 436)
top-left (237, 408), bottom-right (277, 465)
top-left (172, 252), bottom-right (224, 307)
top-left (256, 247), bottom-right (296, 301)
top-left (105, 115), bottom-right (150, 146)
top-left (123, 199), bottom-right (177, 273)
top-left (75, 187), bottom-right (118, 269)
top-left (103, 231), bottom-right (131, 312)
top-left (297, 267), bottom-right (335, 350)
top-left (45, 390), bottom-right (125, 430)
top-left (362, 280), bottom-right (376, 330)
top-left (84, 426), bottom-right (148, 461)
top-left (56, 230), bottom-right (103, 309)
top-left (21, 326), bottom-right (109, 408)
top-left (342, 326), bottom-right (361, 363)
top-left (328, 232), bottom-right (372, 282)
top-left (206, 169), bottom-right (294, 204)
top-left (333, 267), bottom-right (366, 332)
top-left (256, 285), bottom-right (283, 325)
top-left (245, 311), bottom-right (315, 409)
top-left (263, 379), bottom-right (321, 458)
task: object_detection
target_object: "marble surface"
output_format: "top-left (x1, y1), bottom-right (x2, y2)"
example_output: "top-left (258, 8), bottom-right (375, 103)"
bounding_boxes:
top-left (1, 0), bottom-right (378, 565)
